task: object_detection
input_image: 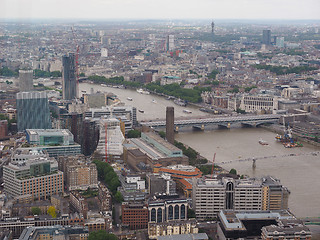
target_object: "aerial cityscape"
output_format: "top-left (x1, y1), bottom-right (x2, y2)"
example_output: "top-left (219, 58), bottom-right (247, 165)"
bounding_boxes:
top-left (1, 1), bottom-right (320, 240)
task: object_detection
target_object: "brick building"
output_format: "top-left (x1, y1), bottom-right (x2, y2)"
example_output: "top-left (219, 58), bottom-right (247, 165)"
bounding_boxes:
top-left (121, 202), bottom-right (149, 230)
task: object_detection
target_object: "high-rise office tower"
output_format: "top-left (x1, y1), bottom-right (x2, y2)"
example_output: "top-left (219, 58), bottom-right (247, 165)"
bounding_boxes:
top-left (166, 107), bottom-right (174, 144)
top-left (166, 35), bottom-right (174, 51)
top-left (276, 37), bottom-right (285, 48)
top-left (19, 69), bottom-right (33, 92)
top-left (16, 91), bottom-right (51, 131)
top-left (62, 53), bottom-right (77, 100)
top-left (262, 30), bottom-right (271, 45)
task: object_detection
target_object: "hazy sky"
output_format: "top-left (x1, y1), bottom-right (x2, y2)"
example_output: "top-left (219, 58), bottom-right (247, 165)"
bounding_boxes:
top-left (1, 0), bottom-right (320, 20)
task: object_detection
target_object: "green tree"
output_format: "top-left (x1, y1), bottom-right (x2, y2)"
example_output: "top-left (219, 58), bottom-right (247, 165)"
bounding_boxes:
top-left (158, 131), bottom-right (166, 139)
top-left (31, 207), bottom-right (41, 215)
top-left (0, 67), bottom-right (18, 77)
top-left (79, 72), bottom-right (85, 77)
top-left (93, 160), bottom-right (121, 195)
top-left (236, 108), bottom-right (246, 114)
top-left (229, 168), bottom-right (237, 175)
top-left (114, 191), bottom-right (123, 203)
top-left (88, 230), bottom-right (118, 240)
top-left (127, 129), bottom-right (141, 138)
top-left (207, 70), bottom-right (219, 80)
top-left (244, 85), bottom-right (257, 93)
top-left (187, 208), bottom-right (196, 218)
top-left (229, 87), bottom-right (239, 93)
top-left (50, 71), bottom-right (62, 78)
top-left (47, 206), bottom-right (57, 218)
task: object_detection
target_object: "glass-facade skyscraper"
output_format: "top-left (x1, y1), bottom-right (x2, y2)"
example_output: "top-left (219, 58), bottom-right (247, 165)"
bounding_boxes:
top-left (16, 91), bottom-right (51, 131)
top-left (62, 53), bottom-right (77, 100)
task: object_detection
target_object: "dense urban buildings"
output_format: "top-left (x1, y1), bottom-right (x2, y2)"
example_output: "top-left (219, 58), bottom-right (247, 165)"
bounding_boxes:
top-left (0, 18), bottom-right (319, 239)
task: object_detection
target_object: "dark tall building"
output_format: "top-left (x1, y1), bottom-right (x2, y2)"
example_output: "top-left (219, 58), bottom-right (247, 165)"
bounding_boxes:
top-left (166, 107), bottom-right (174, 144)
top-left (16, 91), bottom-right (51, 131)
top-left (262, 30), bottom-right (271, 45)
top-left (62, 53), bottom-right (77, 100)
top-left (60, 113), bottom-right (99, 156)
top-left (0, 120), bottom-right (8, 140)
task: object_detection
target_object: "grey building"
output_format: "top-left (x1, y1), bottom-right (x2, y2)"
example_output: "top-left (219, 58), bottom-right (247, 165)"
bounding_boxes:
top-left (62, 53), bottom-right (77, 100)
top-left (19, 70), bottom-right (33, 92)
top-left (19, 225), bottom-right (89, 240)
top-left (85, 105), bottom-right (137, 131)
top-left (147, 174), bottom-right (176, 196)
top-left (262, 30), bottom-right (271, 45)
top-left (16, 91), bottom-right (51, 132)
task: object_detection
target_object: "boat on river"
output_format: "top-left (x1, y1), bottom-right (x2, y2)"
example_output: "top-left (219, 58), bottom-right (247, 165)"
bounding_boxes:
top-left (259, 139), bottom-right (268, 145)
top-left (174, 98), bottom-right (187, 106)
top-left (137, 88), bottom-right (150, 94)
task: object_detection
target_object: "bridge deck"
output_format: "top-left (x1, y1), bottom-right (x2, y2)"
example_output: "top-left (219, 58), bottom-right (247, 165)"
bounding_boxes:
top-left (141, 114), bottom-right (281, 127)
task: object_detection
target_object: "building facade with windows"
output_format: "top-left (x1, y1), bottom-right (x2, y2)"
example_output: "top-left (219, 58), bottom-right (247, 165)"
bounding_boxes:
top-left (26, 129), bottom-right (75, 146)
top-left (16, 91), bottom-right (51, 132)
top-left (3, 156), bottom-right (63, 200)
top-left (62, 53), bottom-right (77, 100)
top-left (121, 202), bottom-right (149, 230)
top-left (239, 95), bottom-right (278, 113)
top-left (148, 198), bottom-right (188, 223)
top-left (192, 177), bottom-right (289, 219)
top-left (148, 220), bottom-right (198, 239)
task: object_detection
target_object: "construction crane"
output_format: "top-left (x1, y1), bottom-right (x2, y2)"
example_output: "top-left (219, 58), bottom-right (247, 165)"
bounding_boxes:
top-left (71, 26), bottom-right (80, 98)
top-left (211, 153), bottom-right (216, 178)
top-left (105, 122), bottom-right (108, 163)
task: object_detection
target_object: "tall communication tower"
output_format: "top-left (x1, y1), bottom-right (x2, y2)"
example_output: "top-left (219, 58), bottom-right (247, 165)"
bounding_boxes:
top-left (211, 20), bottom-right (215, 42)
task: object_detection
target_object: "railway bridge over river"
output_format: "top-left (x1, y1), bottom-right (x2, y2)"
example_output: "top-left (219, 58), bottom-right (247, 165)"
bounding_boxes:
top-left (140, 114), bottom-right (281, 131)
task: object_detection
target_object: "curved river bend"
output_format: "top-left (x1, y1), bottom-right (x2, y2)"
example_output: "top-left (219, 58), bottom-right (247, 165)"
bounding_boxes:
top-left (80, 83), bottom-right (320, 218)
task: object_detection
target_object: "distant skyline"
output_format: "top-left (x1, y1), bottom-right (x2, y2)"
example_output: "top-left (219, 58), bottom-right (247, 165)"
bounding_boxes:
top-left (1, 0), bottom-right (320, 21)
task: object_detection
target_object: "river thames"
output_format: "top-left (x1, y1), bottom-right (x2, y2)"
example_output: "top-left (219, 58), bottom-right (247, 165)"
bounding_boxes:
top-left (80, 82), bottom-right (320, 218)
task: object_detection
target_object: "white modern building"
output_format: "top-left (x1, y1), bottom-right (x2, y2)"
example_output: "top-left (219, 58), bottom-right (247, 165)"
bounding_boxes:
top-left (192, 177), bottom-right (289, 219)
top-left (239, 95), bottom-right (278, 113)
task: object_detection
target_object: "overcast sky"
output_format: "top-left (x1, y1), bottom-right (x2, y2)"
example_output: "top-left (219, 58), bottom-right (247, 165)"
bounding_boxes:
top-left (1, 0), bottom-right (320, 20)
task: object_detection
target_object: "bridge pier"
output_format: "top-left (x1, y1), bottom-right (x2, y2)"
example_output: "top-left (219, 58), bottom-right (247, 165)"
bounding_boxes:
top-left (241, 123), bottom-right (254, 128)
top-left (218, 124), bottom-right (229, 129)
top-left (192, 124), bottom-right (205, 131)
